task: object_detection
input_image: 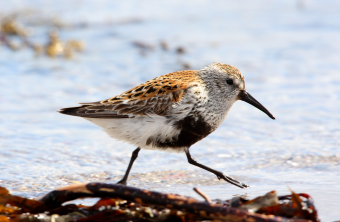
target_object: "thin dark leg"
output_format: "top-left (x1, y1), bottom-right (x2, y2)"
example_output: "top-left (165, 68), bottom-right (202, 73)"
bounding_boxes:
top-left (117, 147), bottom-right (141, 185)
top-left (184, 149), bottom-right (249, 189)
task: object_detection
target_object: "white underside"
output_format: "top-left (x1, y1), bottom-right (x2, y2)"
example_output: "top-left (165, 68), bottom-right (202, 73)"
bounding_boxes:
top-left (85, 116), bottom-right (184, 152)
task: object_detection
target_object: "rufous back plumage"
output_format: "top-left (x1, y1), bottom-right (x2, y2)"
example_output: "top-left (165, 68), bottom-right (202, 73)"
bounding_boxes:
top-left (101, 70), bottom-right (201, 104)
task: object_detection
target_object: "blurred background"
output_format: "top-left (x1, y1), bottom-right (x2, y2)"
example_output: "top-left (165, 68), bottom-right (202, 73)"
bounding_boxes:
top-left (1, 0), bottom-right (339, 220)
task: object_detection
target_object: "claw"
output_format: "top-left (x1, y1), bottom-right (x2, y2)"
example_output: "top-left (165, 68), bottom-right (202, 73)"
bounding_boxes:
top-left (217, 172), bottom-right (249, 189)
top-left (116, 179), bottom-right (127, 186)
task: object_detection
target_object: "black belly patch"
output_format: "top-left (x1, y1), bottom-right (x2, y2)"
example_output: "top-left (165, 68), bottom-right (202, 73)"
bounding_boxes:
top-left (150, 115), bottom-right (212, 150)
top-left (174, 115), bottom-right (212, 137)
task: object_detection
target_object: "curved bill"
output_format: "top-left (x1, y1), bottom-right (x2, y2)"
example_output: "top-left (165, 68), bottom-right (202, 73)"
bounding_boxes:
top-left (238, 90), bottom-right (275, 120)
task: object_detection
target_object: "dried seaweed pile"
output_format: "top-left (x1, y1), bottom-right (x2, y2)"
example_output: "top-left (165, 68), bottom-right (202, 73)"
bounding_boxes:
top-left (0, 10), bottom-right (192, 70)
top-left (0, 13), bottom-right (83, 58)
top-left (0, 183), bottom-right (319, 222)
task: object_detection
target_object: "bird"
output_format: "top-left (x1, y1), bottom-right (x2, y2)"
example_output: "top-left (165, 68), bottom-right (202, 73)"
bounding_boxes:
top-left (59, 63), bottom-right (275, 188)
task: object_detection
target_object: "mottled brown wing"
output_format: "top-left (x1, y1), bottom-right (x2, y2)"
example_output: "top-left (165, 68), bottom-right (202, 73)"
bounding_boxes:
top-left (101, 70), bottom-right (199, 104)
top-left (59, 70), bottom-right (201, 118)
top-left (59, 91), bottom-right (182, 118)
top-left (58, 102), bottom-right (131, 118)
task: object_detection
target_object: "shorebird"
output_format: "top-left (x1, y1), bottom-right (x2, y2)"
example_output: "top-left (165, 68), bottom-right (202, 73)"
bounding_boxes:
top-left (59, 63), bottom-right (275, 188)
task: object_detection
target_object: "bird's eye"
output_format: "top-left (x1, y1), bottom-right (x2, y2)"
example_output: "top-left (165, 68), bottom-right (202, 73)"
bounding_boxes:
top-left (226, 79), bottom-right (233, 85)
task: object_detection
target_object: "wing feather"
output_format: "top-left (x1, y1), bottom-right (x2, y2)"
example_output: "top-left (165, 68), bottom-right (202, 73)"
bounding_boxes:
top-left (59, 70), bottom-right (202, 119)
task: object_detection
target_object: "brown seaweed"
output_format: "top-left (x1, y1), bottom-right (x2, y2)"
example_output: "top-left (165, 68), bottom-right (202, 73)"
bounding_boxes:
top-left (0, 183), bottom-right (319, 222)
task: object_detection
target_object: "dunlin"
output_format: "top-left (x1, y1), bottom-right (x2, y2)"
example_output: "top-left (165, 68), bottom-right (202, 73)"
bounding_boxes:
top-left (59, 63), bottom-right (275, 188)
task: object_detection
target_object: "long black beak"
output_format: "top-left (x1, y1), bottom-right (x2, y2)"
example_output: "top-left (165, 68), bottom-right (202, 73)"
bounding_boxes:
top-left (238, 90), bottom-right (275, 120)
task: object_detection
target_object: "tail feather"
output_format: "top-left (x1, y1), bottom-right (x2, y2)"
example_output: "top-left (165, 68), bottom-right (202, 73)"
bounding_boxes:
top-left (58, 105), bottom-right (131, 118)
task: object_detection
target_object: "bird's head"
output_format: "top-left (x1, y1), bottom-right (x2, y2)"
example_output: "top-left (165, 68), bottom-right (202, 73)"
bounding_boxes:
top-left (201, 63), bottom-right (275, 120)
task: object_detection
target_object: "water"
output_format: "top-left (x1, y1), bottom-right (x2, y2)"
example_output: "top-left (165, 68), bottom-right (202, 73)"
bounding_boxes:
top-left (1, 0), bottom-right (340, 221)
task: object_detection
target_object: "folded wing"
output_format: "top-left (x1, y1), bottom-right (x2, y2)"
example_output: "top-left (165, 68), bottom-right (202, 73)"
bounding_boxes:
top-left (59, 70), bottom-right (200, 119)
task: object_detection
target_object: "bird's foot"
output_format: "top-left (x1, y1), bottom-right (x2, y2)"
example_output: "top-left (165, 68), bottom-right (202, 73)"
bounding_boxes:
top-left (116, 179), bottom-right (127, 186)
top-left (216, 172), bottom-right (249, 189)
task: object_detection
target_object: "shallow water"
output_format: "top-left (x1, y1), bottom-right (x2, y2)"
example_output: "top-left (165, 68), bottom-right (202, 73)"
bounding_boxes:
top-left (1, 0), bottom-right (340, 221)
